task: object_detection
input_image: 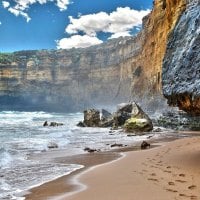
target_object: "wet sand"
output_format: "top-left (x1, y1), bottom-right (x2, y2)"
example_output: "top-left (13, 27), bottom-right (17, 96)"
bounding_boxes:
top-left (24, 152), bottom-right (121, 200)
top-left (67, 136), bottom-right (200, 200)
top-left (24, 133), bottom-right (200, 200)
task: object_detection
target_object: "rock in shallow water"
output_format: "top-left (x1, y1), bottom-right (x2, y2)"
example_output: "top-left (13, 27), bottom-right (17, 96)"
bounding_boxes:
top-left (47, 142), bottom-right (58, 149)
top-left (83, 109), bottom-right (100, 127)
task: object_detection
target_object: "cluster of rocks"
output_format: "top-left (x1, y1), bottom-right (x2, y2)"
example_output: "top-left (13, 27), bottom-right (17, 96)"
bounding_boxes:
top-left (84, 141), bottom-right (150, 153)
top-left (154, 111), bottom-right (200, 131)
top-left (77, 102), bottom-right (153, 134)
top-left (43, 121), bottom-right (64, 127)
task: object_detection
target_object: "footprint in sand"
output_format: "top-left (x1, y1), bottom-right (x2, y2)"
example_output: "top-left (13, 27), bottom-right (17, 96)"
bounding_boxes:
top-left (175, 179), bottom-right (187, 183)
top-left (150, 173), bottom-right (156, 177)
top-left (166, 188), bottom-right (178, 193)
top-left (168, 182), bottom-right (175, 186)
top-left (163, 170), bottom-right (172, 173)
top-left (190, 195), bottom-right (198, 200)
top-left (179, 173), bottom-right (186, 177)
top-left (179, 193), bottom-right (188, 197)
top-left (166, 166), bottom-right (171, 169)
top-left (148, 178), bottom-right (158, 182)
top-left (179, 194), bottom-right (197, 199)
top-left (188, 185), bottom-right (197, 190)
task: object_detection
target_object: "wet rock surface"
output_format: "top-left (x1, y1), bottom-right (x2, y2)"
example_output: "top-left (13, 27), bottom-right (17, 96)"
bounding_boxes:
top-left (78, 102), bottom-right (153, 133)
top-left (47, 142), bottom-right (58, 149)
top-left (43, 121), bottom-right (64, 127)
top-left (123, 102), bottom-right (153, 133)
top-left (141, 141), bottom-right (150, 149)
top-left (162, 0), bottom-right (200, 115)
top-left (154, 111), bottom-right (200, 131)
top-left (83, 109), bottom-right (100, 127)
top-left (99, 109), bottom-right (114, 128)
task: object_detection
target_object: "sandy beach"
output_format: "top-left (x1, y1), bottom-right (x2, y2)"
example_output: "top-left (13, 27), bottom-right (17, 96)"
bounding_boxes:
top-left (24, 134), bottom-right (200, 200)
top-left (67, 136), bottom-right (200, 200)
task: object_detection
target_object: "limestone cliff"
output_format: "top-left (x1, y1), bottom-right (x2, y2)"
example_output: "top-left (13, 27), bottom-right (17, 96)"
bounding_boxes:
top-left (0, 0), bottom-right (186, 112)
top-left (162, 0), bottom-right (200, 115)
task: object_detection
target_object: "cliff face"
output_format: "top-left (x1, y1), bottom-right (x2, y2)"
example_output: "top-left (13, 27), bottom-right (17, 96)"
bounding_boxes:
top-left (162, 0), bottom-right (200, 115)
top-left (129, 0), bottom-right (186, 98)
top-left (0, 39), bottom-right (137, 111)
top-left (0, 0), bottom-right (186, 112)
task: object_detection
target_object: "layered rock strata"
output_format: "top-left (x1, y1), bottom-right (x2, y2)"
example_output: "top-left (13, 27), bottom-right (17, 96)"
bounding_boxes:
top-left (0, 0), bottom-right (186, 112)
top-left (162, 0), bottom-right (200, 115)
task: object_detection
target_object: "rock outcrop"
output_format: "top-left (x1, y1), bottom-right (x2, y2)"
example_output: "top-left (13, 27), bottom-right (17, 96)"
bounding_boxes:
top-left (0, 0), bottom-right (186, 112)
top-left (78, 102), bottom-right (153, 132)
top-left (123, 102), bottom-right (153, 133)
top-left (162, 0), bottom-right (200, 115)
top-left (99, 109), bottom-right (114, 128)
top-left (83, 109), bottom-right (100, 127)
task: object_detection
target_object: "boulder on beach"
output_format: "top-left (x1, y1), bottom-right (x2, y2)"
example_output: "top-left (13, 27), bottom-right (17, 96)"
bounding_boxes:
top-left (123, 102), bottom-right (153, 133)
top-left (101, 109), bottom-right (112, 121)
top-left (83, 109), bottom-right (100, 127)
top-left (141, 141), bottom-right (150, 149)
top-left (99, 109), bottom-right (114, 127)
top-left (113, 103), bottom-right (132, 128)
top-left (77, 102), bottom-right (153, 132)
top-left (124, 118), bottom-right (153, 133)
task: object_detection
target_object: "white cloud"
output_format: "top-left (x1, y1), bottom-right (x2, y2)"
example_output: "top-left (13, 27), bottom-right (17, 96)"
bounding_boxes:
top-left (56, 35), bottom-right (103, 49)
top-left (2, 1), bottom-right (10, 8)
top-left (0, 21), bottom-right (2, 25)
top-left (8, 7), bottom-right (31, 22)
top-left (66, 12), bottom-right (110, 36)
top-left (3, 0), bottom-right (71, 22)
top-left (65, 7), bottom-right (150, 38)
top-left (109, 32), bottom-right (131, 39)
top-left (57, 7), bottom-right (150, 49)
top-left (56, 0), bottom-right (70, 11)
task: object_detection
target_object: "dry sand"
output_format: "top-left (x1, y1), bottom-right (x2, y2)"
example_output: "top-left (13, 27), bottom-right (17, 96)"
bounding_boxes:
top-left (25, 136), bottom-right (200, 200)
top-left (66, 137), bottom-right (200, 200)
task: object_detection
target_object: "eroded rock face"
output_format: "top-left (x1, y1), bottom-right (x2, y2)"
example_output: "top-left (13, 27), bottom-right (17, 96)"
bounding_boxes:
top-left (162, 0), bottom-right (200, 115)
top-left (83, 109), bottom-right (100, 127)
top-left (0, 0), bottom-right (186, 112)
top-left (123, 102), bottom-right (153, 133)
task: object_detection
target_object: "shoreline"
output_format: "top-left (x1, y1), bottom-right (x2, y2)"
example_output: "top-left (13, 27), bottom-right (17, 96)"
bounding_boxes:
top-left (23, 131), bottom-right (200, 200)
top-left (24, 151), bottom-right (122, 200)
top-left (67, 136), bottom-right (200, 200)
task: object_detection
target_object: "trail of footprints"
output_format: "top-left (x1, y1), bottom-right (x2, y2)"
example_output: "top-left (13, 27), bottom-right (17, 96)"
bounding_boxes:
top-left (138, 148), bottom-right (199, 199)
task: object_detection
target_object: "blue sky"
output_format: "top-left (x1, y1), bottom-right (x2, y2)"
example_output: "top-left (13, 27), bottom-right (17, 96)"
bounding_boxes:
top-left (0, 0), bottom-right (153, 52)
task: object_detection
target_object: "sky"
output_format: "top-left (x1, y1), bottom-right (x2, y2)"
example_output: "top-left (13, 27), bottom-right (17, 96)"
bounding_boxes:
top-left (0, 0), bottom-right (153, 52)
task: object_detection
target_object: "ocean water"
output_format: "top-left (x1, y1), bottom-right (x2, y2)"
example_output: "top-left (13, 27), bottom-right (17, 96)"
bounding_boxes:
top-left (0, 111), bottom-right (170, 199)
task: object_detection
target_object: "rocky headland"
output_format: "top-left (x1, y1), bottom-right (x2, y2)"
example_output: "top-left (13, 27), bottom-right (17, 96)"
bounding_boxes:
top-left (0, 0), bottom-right (187, 113)
top-left (162, 0), bottom-right (200, 115)
top-left (0, 0), bottom-right (199, 128)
